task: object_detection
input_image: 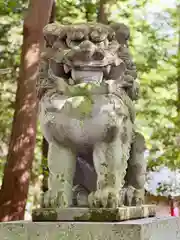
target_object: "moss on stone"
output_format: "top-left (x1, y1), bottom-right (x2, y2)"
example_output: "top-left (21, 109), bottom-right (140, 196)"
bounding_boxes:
top-left (32, 205), bottom-right (156, 222)
top-left (32, 209), bottom-right (58, 221)
top-left (74, 209), bottom-right (119, 222)
top-left (66, 82), bottom-right (100, 98)
top-left (68, 96), bottom-right (93, 119)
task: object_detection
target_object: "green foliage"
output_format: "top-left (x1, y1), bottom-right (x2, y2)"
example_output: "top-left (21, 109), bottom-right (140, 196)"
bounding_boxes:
top-left (0, 1), bottom-right (26, 183)
top-left (134, 6), bottom-right (179, 170)
top-left (108, 0), bottom-right (180, 169)
top-left (56, 0), bottom-right (97, 23)
top-left (0, 0), bottom-right (179, 207)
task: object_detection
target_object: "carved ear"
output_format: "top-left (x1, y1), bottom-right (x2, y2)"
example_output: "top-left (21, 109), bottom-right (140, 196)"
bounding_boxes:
top-left (43, 23), bottom-right (66, 47)
top-left (110, 23), bottom-right (130, 44)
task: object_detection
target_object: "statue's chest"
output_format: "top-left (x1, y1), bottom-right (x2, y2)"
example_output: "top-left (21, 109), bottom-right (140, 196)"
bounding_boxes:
top-left (60, 94), bottom-right (123, 119)
top-left (39, 93), bottom-right (129, 146)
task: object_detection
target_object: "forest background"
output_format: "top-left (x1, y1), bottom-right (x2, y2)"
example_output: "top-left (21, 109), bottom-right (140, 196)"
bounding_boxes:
top-left (0, 0), bottom-right (179, 220)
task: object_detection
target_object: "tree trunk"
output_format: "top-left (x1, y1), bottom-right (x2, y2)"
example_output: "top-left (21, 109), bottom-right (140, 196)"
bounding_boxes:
top-left (0, 0), bottom-right (54, 222)
top-left (97, 0), bottom-right (109, 24)
top-left (177, 5), bottom-right (180, 112)
top-left (49, 0), bottom-right (56, 23)
top-left (41, 0), bottom-right (56, 194)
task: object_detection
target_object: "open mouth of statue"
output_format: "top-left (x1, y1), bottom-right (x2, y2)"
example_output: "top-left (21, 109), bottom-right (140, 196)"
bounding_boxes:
top-left (71, 68), bottom-right (104, 83)
top-left (49, 59), bottom-right (125, 84)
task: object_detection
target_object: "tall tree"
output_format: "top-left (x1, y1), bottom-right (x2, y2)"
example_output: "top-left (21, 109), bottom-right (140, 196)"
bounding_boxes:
top-left (0, 0), bottom-right (54, 221)
top-left (41, 1), bottom-right (56, 194)
top-left (177, 4), bottom-right (180, 113)
top-left (97, 0), bottom-right (109, 24)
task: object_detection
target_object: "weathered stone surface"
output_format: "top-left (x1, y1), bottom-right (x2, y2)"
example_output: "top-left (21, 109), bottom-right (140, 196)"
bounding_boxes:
top-left (37, 22), bottom-right (148, 209)
top-left (32, 205), bottom-right (156, 222)
top-left (0, 217), bottom-right (180, 240)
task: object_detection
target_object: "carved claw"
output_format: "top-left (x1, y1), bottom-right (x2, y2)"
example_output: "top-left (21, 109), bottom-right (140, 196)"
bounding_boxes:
top-left (73, 185), bottom-right (89, 207)
top-left (119, 188), bottom-right (126, 206)
top-left (120, 187), bottom-right (144, 206)
top-left (125, 186), bottom-right (135, 206)
top-left (42, 190), bottom-right (68, 208)
top-left (132, 189), bottom-right (144, 206)
top-left (88, 188), bottom-right (120, 208)
top-left (121, 186), bottom-right (135, 206)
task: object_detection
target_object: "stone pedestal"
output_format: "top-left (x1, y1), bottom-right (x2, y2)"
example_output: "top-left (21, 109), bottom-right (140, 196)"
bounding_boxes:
top-left (0, 217), bottom-right (180, 240)
top-left (32, 205), bottom-right (156, 221)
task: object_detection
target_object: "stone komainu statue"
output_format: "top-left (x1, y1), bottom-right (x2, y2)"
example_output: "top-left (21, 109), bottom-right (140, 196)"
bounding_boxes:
top-left (37, 22), bottom-right (146, 208)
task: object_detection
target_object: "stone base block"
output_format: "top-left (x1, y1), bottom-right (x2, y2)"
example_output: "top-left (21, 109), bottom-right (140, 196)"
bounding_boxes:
top-left (1, 217), bottom-right (180, 240)
top-left (32, 205), bottom-right (156, 222)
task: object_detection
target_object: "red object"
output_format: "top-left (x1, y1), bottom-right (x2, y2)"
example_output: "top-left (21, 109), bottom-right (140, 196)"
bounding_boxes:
top-left (169, 196), bottom-right (179, 216)
top-left (171, 207), bottom-right (174, 216)
top-left (171, 207), bottom-right (179, 216)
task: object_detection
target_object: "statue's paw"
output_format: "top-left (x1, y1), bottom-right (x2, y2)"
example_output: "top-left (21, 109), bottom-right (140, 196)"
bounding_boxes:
top-left (73, 185), bottom-right (89, 207)
top-left (88, 188), bottom-right (120, 208)
top-left (133, 197), bottom-right (143, 206)
top-left (122, 186), bottom-right (144, 206)
top-left (118, 188), bottom-right (126, 206)
top-left (123, 186), bottom-right (135, 206)
top-left (42, 190), bottom-right (55, 208)
top-left (42, 190), bottom-right (68, 208)
top-left (133, 189), bottom-right (144, 206)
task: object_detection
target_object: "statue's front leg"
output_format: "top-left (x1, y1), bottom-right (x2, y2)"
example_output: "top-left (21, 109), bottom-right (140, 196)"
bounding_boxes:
top-left (124, 132), bottom-right (146, 206)
top-left (42, 141), bottom-right (76, 208)
top-left (89, 116), bottom-right (133, 208)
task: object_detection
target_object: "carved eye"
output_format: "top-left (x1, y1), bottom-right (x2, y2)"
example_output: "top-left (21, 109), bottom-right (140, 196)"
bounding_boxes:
top-left (90, 30), bottom-right (108, 43)
top-left (90, 37), bottom-right (102, 44)
top-left (66, 38), bottom-right (84, 48)
top-left (71, 40), bottom-right (82, 46)
top-left (52, 40), bottom-right (68, 50)
top-left (44, 35), bottom-right (58, 47)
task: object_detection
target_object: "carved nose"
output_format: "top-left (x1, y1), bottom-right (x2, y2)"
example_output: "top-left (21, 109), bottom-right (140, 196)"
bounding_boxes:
top-left (79, 40), bottom-right (104, 61)
top-left (79, 40), bottom-right (96, 53)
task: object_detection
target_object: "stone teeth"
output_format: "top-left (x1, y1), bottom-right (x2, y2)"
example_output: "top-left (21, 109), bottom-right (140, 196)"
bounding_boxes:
top-left (114, 58), bottom-right (123, 66)
top-left (71, 69), bottom-right (103, 83)
top-left (106, 65), bottom-right (111, 74)
top-left (63, 64), bottom-right (70, 73)
top-left (68, 78), bottom-right (74, 85)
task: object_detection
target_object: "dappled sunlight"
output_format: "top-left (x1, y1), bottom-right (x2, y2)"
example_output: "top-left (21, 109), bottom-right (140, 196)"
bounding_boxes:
top-left (0, 0), bottom-right (54, 221)
top-left (0, 0), bottom-right (179, 222)
top-left (25, 43), bottom-right (41, 68)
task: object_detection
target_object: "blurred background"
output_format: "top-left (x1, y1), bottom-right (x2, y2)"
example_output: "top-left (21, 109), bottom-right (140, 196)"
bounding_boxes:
top-left (0, 0), bottom-right (179, 220)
